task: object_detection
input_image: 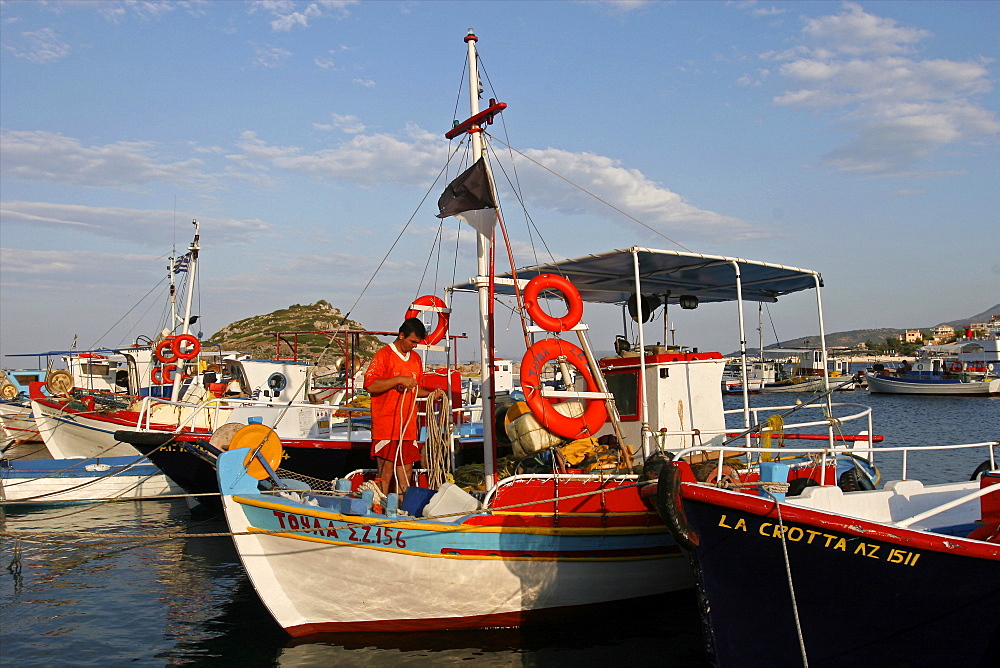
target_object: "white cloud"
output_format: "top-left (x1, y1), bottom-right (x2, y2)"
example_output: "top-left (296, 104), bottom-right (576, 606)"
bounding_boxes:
top-left (313, 113), bottom-right (366, 134)
top-left (229, 126), bottom-right (447, 188)
top-left (518, 148), bottom-right (758, 240)
top-left (0, 130), bottom-right (216, 189)
top-left (2, 27), bottom-right (71, 63)
top-left (226, 127), bottom-right (759, 241)
top-left (248, 0), bottom-right (357, 31)
top-left (352, 78), bottom-right (375, 88)
top-left (800, 2), bottom-right (928, 58)
top-left (250, 43), bottom-right (292, 68)
top-left (0, 247), bottom-right (157, 276)
top-left (0, 201), bottom-right (272, 247)
top-left (764, 3), bottom-right (1000, 175)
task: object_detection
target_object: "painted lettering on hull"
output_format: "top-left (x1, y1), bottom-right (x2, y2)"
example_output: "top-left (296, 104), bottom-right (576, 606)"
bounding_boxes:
top-left (718, 513), bottom-right (921, 567)
top-left (270, 511), bottom-right (408, 548)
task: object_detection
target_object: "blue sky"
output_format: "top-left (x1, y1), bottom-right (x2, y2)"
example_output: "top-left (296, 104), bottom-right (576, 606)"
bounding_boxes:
top-left (2, 0), bottom-right (998, 364)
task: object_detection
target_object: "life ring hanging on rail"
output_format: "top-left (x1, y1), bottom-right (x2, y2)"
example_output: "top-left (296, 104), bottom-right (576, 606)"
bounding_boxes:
top-left (155, 337), bottom-right (178, 364)
top-left (151, 364), bottom-right (187, 385)
top-left (405, 295), bottom-right (450, 346)
top-left (519, 338), bottom-right (606, 440)
top-left (152, 364), bottom-right (177, 385)
top-left (523, 274), bottom-right (584, 333)
top-left (172, 333), bottom-right (201, 360)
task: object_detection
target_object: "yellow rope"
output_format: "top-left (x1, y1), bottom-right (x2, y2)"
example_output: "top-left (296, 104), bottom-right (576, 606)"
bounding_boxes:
top-left (761, 414), bottom-right (784, 462)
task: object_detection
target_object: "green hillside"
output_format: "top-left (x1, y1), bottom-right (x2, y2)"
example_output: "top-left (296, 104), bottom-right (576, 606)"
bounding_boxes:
top-left (208, 300), bottom-right (384, 363)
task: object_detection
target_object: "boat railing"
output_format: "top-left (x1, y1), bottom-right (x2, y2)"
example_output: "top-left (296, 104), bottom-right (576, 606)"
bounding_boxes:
top-left (669, 440), bottom-right (998, 485)
top-left (893, 483), bottom-right (1000, 528)
top-left (483, 472), bottom-right (640, 508)
top-left (724, 401), bottom-right (875, 448)
top-left (130, 393), bottom-right (372, 435)
top-left (650, 401), bottom-right (878, 453)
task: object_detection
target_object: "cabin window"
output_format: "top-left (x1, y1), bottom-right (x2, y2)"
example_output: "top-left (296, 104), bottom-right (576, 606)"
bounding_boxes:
top-left (267, 372), bottom-right (287, 391)
top-left (82, 363), bottom-right (111, 376)
top-left (604, 370), bottom-right (640, 421)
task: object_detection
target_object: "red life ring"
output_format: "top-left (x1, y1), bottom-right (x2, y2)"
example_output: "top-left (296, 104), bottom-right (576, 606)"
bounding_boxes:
top-left (78, 353), bottom-right (105, 359)
top-left (152, 364), bottom-right (176, 385)
top-left (405, 295), bottom-right (450, 345)
top-left (523, 274), bottom-right (584, 333)
top-left (155, 338), bottom-right (178, 363)
top-left (172, 333), bottom-right (201, 360)
top-left (949, 361), bottom-right (963, 373)
top-left (519, 338), bottom-right (606, 440)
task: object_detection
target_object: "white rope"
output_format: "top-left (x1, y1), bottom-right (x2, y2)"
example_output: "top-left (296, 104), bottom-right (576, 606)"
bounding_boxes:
top-left (422, 389), bottom-right (452, 489)
top-left (769, 492), bottom-right (809, 667)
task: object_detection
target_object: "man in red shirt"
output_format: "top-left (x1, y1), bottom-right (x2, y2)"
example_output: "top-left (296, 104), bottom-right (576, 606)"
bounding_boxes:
top-left (364, 317), bottom-right (429, 497)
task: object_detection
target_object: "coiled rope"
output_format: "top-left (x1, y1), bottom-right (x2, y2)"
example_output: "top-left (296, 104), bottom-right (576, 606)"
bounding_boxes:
top-left (421, 388), bottom-right (452, 489)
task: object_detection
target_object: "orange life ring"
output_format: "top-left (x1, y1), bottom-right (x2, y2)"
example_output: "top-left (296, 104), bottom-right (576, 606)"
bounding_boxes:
top-left (155, 337), bottom-right (178, 363)
top-left (949, 361), bottom-right (963, 373)
top-left (151, 364), bottom-right (182, 385)
top-left (519, 338), bottom-right (606, 440)
top-left (405, 295), bottom-right (450, 345)
top-left (172, 333), bottom-right (201, 360)
top-left (523, 274), bottom-right (584, 333)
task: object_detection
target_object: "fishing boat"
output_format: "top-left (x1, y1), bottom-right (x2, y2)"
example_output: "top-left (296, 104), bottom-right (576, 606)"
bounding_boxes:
top-left (216, 31), bottom-right (881, 635)
top-left (0, 455), bottom-right (183, 506)
top-left (24, 225), bottom-right (387, 479)
top-left (866, 356), bottom-right (1000, 396)
top-left (0, 368), bottom-right (46, 444)
top-left (652, 438), bottom-right (1000, 666)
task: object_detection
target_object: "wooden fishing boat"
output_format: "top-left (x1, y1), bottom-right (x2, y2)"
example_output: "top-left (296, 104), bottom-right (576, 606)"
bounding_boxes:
top-left (0, 454), bottom-right (183, 506)
top-left (866, 356), bottom-right (1000, 395)
top-left (216, 30), bottom-right (882, 636)
top-left (652, 437), bottom-right (1000, 665)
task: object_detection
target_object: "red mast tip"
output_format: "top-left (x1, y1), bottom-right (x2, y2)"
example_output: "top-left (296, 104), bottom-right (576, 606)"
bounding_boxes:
top-left (465, 30), bottom-right (478, 42)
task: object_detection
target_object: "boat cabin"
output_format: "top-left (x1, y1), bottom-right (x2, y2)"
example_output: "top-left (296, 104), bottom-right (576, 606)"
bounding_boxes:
top-left (597, 351), bottom-right (727, 451)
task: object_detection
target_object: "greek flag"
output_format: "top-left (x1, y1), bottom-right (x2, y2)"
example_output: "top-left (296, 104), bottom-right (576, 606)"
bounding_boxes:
top-left (173, 253), bottom-right (190, 274)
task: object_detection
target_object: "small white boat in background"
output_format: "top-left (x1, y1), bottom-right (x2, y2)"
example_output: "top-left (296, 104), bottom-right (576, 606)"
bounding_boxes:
top-left (0, 368), bottom-right (46, 445)
top-left (867, 356), bottom-right (1000, 396)
top-left (0, 454), bottom-right (183, 506)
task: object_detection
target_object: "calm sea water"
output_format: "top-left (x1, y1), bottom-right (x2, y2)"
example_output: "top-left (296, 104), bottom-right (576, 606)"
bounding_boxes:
top-left (2, 391), bottom-right (998, 666)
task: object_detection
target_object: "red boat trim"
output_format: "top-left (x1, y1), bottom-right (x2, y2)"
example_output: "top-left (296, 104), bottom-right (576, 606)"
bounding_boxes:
top-left (725, 432), bottom-right (884, 442)
top-left (283, 592), bottom-right (667, 636)
top-left (439, 546), bottom-right (675, 558)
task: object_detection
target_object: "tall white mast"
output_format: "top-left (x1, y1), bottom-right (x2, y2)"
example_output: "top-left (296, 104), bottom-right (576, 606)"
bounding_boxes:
top-left (464, 30), bottom-right (498, 488)
top-left (171, 219), bottom-right (200, 401)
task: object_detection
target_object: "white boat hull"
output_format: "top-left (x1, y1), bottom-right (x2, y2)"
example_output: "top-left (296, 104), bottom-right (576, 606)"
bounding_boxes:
top-left (866, 374), bottom-right (1000, 396)
top-left (31, 398), bottom-right (145, 458)
top-left (218, 450), bottom-right (691, 634)
top-left (759, 377), bottom-right (825, 393)
top-left (0, 402), bottom-right (41, 443)
top-left (1, 456), bottom-right (183, 504)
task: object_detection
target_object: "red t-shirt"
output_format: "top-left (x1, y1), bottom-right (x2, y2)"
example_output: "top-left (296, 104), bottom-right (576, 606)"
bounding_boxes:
top-left (364, 343), bottom-right (423, 441)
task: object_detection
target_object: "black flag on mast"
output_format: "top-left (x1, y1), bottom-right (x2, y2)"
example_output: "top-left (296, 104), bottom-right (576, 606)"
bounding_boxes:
top-left (436, 157), bottom-right (497, 218)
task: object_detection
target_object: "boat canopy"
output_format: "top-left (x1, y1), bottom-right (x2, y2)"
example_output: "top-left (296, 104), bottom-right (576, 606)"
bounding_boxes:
top-left (920, 342), bottom-right (985, 355)
top-left (450, 246), bottom-right (822, 305)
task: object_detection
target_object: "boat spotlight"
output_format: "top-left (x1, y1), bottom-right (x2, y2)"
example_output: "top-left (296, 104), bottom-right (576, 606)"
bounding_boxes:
top-left (680, 295), bottom-right (699, 310)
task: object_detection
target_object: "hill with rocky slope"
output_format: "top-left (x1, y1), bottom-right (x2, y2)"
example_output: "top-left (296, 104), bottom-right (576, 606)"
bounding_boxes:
top-left (208, 300), bottom-right (384, 363)
top-left (773, 303), bottom-right (999, 350)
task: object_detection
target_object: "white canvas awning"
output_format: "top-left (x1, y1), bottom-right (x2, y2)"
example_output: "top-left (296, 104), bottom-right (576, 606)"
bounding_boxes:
top-left (450, 246), bottom-right (821, 305)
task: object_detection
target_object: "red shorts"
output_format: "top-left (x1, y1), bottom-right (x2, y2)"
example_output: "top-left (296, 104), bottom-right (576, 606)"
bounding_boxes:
top-left (372, 439), bottom-right (421, 464)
